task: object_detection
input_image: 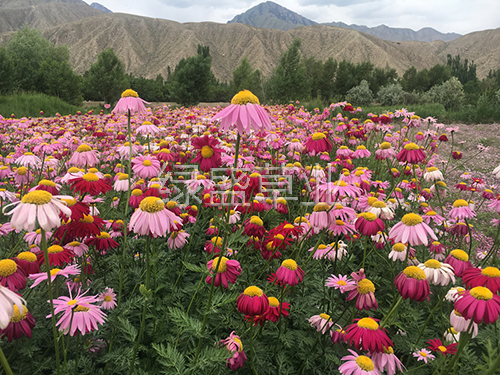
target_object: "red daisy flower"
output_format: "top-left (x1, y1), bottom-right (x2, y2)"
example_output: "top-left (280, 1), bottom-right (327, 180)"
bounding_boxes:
top-left (355, 212), bottom-right (385, 237)
top-left (304, 132), bottom-right (332, 154)
top-left (191, 135), bottom-right (223, 172)
top-left (204, 237), bottom-right (224, 255)
top-left (394, 266), bottom-right (430, 302)
top-left (275, 259), bottom-right (304, 287)
top-left (206, 256), bottom-right (242, 288)
top-left (461, 267), bottom-right (500, 293)
top-left (69, 173), bottom-right (112, 196)
top-left (65, 214), bottom-right (105, 240)
top-left (454, 286), bottom-right (500, 324)
top-left (243, 216), bottom-right (266, 238)
top-left (129, 189), bottom-right (144, 209)
top-left (0, 259), bottom-right (26, 292)
top-left (236, 286), bottom-right (269, 316)
top-left (263, 296), bottom-right (290, 322)
top-left (427, 338), bottom-right (457, 356)
top-left (60, 197), bottom-right (90, 221)
top-left (345, 317), bottom-right (393, 353)
top-left (396, 143), bottom-right (426, 164)
top-left (37, 245), bottom-right (74, 267)
top-left (272, 221), bottom-right (303, 239)
top-left (0, 305), bottom-right (35, 342)
top-left (14, 251), bottom-right (40, 275)
top-left (85, 232), bottom-right (119, 252)
top-left (34, 179), bottom-right (60, 195)
top-left (344, 270), bottom-right (378, 311)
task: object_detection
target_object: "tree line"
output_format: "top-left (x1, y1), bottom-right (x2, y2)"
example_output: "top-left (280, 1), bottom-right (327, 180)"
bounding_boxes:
top-left (1, 28), bottom-right (500, 109)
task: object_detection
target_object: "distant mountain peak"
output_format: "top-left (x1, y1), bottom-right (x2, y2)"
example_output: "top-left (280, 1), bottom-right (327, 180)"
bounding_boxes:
top-left (228, 1), bottom-right (317, 31)
top-left (228, 1), bottom-right (461, 42)
top-left (90, 2), bottom-right (112, 13)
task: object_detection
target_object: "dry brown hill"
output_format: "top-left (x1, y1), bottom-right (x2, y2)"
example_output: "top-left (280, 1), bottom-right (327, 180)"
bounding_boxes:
top-left (1, 10), bottom-right (498, 81)
top-left (0, 0), bottom-right (104, 33)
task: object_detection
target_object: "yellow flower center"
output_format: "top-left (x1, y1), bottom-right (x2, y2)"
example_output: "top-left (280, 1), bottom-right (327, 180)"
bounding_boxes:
top-left (201, 145), bottom-right (214, 158)
top-left (0, 259), bottom-right (17, 277)
top-left (470, 286), bottom-right (493, 300)
top-left (358, 212), bottom-right (378, 222)
top-left (39, 179), bottom-right (56, 187)
top-left (393, 243), bottom-right (406, 252)
top-left (312, 132), bottom-right (326, 140)
top-left (403, 266), bottom-right (426, 280)
top-left (355, 356), bottom-right (375, 371)
top-left (357, 317), bottom-right (379, 330)
top-left (333, 180), bottom-right (348, 187)
top-left (211, 237), bottom-right (223, 247)
top-left (357, 278), bottom-right (375, 294)
top-left (104, 295), bottom-right (112, 302)
top-left (74, 305), bottom-right (90, 312)
top-left (426, 167), bottom-right (438, 172)
top-left (17, 251), bottom-right (37, 262)
top-left (335, 220), bottom-right (345, 226)
top-left (121, 89), bottom-right (139, 98)
top-left (319, 313), bottom-right (331, 320)
top-left (141, 160), bottom-right (152, 167)
top-left (283, 224), bottom-right (294, 229)
top-left (371, 200), bottom-right (386, 208)
top-left (233, 337), bottom-right (243, 352)
top-left (482, 267), bottom-right (500, 278)
top-left (243, 286), bottom-right (263, 297)
top-left (449, 327), bottom-right (459, 334)
top-left (424, 259), bottom-right (442, 269)
top-left (117, 173), bottom-right (129, 181)
top-left (21, 190), bottom-right (53, 205)
top-left (420, 351), bottom-right (428, 357)
top-left (80, 214), bottom-right (94, 223)
top-left (453, 199), bottom-right (468, 207)
top-left (380, 142), bottom-right (392, 150)
top-left (61, 198), bottom-right (77, 207)
top-left (384, 346), bottom-right (394, 354)
top-left (404, 142), bottom-right (419, 150)
top-left (82, 173), bottom-right (99, 182)
top-left (401, 213), bottom-right (423, 226)
top-left (97, 232), bottom-right (111, 239)
top-left (47, 245), bottom-right (64, 254)
top-left (313, 203), bottom-right (330, 212)
top-left (281, 259), bottom-right (298, 271)
top-left (132, 189), bottom-right (143, 197)
top-left (248, 216), bottom-right (264, 226)
top-left (166, 201), bottom-right (178, 210)
top-left (268, 297), bottom-right (279, 307)
top-left (11, 305), bottom-right (28, 323)
top-left (212, 257), bottom-right (228, 273)
top-left (450, 249), bottom-right (469, 261)
top-left (76, 144), bottom-right (92, 153)
top-left (17, 167), bottom-right (28, 176)
top-left (438, 346), bottom-right (447, 352)
top-left (139, 197), bottom-right (165, 213)
top-left (67, 299), bottom-right (78, 306)
top-left (68, 241), bottom-right (81, 247)
top-left (426, 211), bottom-right (437, 216)
top-left (231, 90), bottom-right (259, 105)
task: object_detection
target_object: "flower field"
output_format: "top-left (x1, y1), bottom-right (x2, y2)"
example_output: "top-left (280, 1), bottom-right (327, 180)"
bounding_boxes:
top-left (0, 89), bottom-right (499, 375)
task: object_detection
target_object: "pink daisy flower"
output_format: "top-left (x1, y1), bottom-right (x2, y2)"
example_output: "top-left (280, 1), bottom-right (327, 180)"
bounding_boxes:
top-left (167, 230), bottom-right (190, 249)
top-left (355, 212), bottom-right (385, 237)
top-left (309, 313), bottom-right (333, 335)
top-left (68, 144), bottom-right (99, 168)
top-left (371, 347), bottom-right (404, 375)
top-left (15, 152), bottom-right (41, 169)
top-left (394, 266), bottom-right (430, 302)
top-left (448, 199), bottom-right (476, 220)
top-left (219, 331), bottom-right (247, 370)
top-left (344, 269), bottom-right (378, 311)
top-left (325, 274), bottom-right (355, 293)
top-left (0, 259), bottom-right (26, 292)
top-left (206, 257), bottom-right (241, 288)
top-left (29, 264), bottom-right (80, 288)
top-left (112, 89), bottom-right (149, 114)
top-left (212, 90), bottom-right (272, 136)
top-left (51, 287), bottom-right (106, 336)
top-left (275, 259), bottom-right (304, 287)
top-left (132, 155), bottom-right (161, 179)
top-left (413, 348), bottom-right (435, 363)
top-left (98, 287), bottom-right (117, 310)
top-left (339, 350), bottom-right (380, 375)
top-left (136, 121), bottom-right (160, 136)
top-left (345, 317), bottom-right (393, 353)
top-left (444, 249), bottom-right (472, 277)
top-left (3, 190), bottom-right (72, 232)
top-left (454, 286), bottom-right (500, 324)
top-left (128, 197), bottom-right (181, 238)
top-left (304, 132), bottom-right (332, 155)
top-left (388, 213), bottom-right (437, 246)
top-left (0, 286), bottom-right (26, 329)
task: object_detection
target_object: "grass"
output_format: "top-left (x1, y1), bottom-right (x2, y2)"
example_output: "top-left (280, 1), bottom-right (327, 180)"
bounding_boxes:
top-left (0, 93), bottom-right (102, 118)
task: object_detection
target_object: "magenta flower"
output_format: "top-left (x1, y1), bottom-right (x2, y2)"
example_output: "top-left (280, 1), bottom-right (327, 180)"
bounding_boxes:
top-left (112, 89), bottom-right (149, 114)
top-left (388, 213), bottom-right (437, 246)
top-left (276, 259), bottom-right (304, 287)
top-left (339, 349), bottom-right (380, 375)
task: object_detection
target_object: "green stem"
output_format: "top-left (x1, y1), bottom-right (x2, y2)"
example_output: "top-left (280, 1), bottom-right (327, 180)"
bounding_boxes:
top-left (249, 325), bottom-right (259, 375)
top-left (0, 347), bottom-right (14, 375)
top-left (128, 295), bottom-right (148, 375)
top-left (41, 229), bottom-right (61, 375)
top-left (381, 296), bottom-right (403, 328)
top-left (440, 332), bottom-right (471, 375)
top-left (414, 297), bottom-right (442, 348)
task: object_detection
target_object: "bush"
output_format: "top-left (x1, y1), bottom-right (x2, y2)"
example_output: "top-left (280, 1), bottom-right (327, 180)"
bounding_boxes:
top-left (376, 83), bottom-right (404, 106)
top-left (426, 76), bottom-right (465, 110)
top-left (345, 79), bottom-right (373, 105)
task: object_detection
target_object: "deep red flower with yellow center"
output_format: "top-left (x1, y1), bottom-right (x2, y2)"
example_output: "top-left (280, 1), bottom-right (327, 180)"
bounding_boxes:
top-left (0, 259), bottom-right (26, 292)
top-left (64, 214), bottom-right (105, 240)
top-left (304, 132), bottom-right (332, 154)
top-left (37, 245), bottom-right (74, 267)
top-left (345, 317), bottom-right (393, 353)
top-left (355, 212), bottom-right (385, 237)
top-left (69, 173), bottom-right (111, 196)
top-left (427, 338), bottom-right (457, 356)
top-left (191, 135), bottom-right (223, 172)
top-left (396, 142), bottom-right (426, 164)
top-left (85, 232), bottom-right (119, 252)
top-left (444, 249), bottom-right (472, 277)
top-left (243, 216), bottom-right (266, 238)
top-left (394, 266), bottom-right (430, 302)
top-left (461, 267), bottom-right (500, 293)
top-left (237, 286), bottom-right (269, 316)
top-left (34, 179), bottom-right (60, 195)
top-left (15, 251), bottom-right (40, 275)
top-left (0, 304), bottom-right (35, 342)
top-left (454, 286), bottom-right (500, 324)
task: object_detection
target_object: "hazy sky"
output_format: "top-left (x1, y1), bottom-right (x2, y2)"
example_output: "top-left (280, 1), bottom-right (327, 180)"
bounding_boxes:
top-left (84, 0), bottom-right (499, 35)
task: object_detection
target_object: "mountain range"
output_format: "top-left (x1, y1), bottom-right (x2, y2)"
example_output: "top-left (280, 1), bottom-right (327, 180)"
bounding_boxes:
top-left (0, 0), bottom-right (498, 83)
top-left (228, 1), bottom-right (461, 42)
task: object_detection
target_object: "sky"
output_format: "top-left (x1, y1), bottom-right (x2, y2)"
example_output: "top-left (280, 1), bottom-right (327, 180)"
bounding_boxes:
top-left (84, 0), bottom-right (499, 35)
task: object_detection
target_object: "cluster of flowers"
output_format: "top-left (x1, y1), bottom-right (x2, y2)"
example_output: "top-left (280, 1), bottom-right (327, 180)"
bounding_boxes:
top-left (0, 87), bottom-right (499, 373)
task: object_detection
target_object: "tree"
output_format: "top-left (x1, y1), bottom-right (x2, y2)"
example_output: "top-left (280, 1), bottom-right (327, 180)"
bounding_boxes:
top-left (266, 38), bottom-right (307, 103)
top-left (303, 56), bottom-right (324, 99)
top-left (0, 48), bottom-right (13, 94)
top-left (170, 45), bottom-right (214, 106)
top-left (335, 60), bottom-right (356, 98)
top-left (447, 54), bottom-right (477, 85)
top-left (377, 83), bottom-right (404, 106)
top-left (231, 57), bottom-right (257, 94)
top-left (83, 48), bottom-right (128, 105)
top-left (427, 77), bottom-right (464, 110)
top-left (318, 57), bottom-right (337, 102)
top-left (346, 80), bottom-right (373, 105)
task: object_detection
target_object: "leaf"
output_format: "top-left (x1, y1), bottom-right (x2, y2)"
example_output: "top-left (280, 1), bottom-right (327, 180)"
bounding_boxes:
top-left (117, 317), bottom-right (138, 342)
top-left (182, 261), bottom-right (206, 274)
top-left (152, 343), bottom-right (186, 375)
